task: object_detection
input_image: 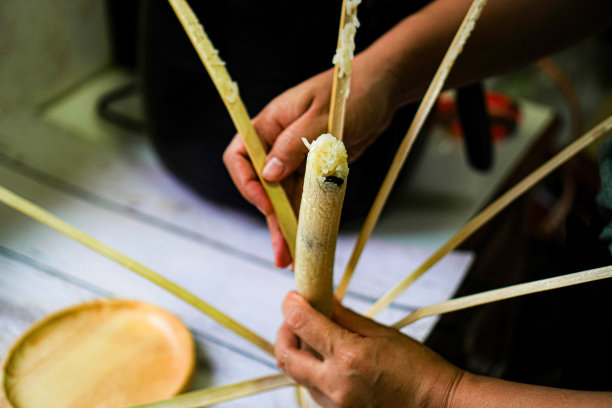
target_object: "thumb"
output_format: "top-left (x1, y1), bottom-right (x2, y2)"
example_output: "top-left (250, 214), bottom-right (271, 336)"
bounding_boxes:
top-left (261, 112), bottom-right (326, 182)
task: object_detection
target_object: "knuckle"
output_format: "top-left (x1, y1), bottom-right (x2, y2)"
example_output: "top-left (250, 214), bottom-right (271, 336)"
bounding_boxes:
top-left (335, 346), bottom-right (361, 371)
top-left (265, 99), bottom-right (283, 117)
top-left (275, 350), bottom-right (289, 372)
top-left (222, 147), bottom-right (231, 166)
top-left (244, 180), bottom-right (259, 200)
top-left (329, 384), bottom-right (357, 408)
top-left (285, 307), bottom-right (308, 331)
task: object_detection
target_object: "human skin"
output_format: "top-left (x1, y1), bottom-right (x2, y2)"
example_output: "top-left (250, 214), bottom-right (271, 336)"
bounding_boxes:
top-left (276, 292), bottom-right (612, 407)
top-left (223, 0), bottom-right (612, 267)
top-left (226, 1), bottom-right (612, 404)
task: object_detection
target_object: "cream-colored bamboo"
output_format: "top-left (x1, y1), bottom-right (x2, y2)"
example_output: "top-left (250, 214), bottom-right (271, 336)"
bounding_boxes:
top-left (128, 374), bottom-right (295, 408)
top-left (294, 134), bottom-right (348, 408)
top-left (0, 184), bottom-right (275, 356)
top-left (295, 135), bottom-right (349, 317)
top-left (167, 0), bottom-right (297, 259)
top-left (328, 0), bottom-right (361, 141)
top-left (393, 265), bottom-right (612, 329)
top-left (336, 0), bottom-right (490, 300)
top-left (368, 114), bottom-right (612, 317)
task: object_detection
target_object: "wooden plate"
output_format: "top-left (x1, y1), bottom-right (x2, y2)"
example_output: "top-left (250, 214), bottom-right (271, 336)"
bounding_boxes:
top-left (1, 299), bottom-right (195, 408)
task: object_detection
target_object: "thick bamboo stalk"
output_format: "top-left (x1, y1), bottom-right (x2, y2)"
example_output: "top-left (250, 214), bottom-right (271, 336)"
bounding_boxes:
top-left (393, 265), bottom-right (612, 328)
top-left (294, 135), bottom-right (349, 408)
top-left (128, 374), bottom-right (295, 408)
top-left (295, 135), bottom-right (349, 318)
top-left (328, 0), bottom-right (361, 141)
top-left (336, 0), bottom-right (490, 300)
top-left (167, 0), bottom-right (297, 259)
top-left (368, 114), bottom-right (612, 317)
top-left (0, 184), bottom-right (275, 356)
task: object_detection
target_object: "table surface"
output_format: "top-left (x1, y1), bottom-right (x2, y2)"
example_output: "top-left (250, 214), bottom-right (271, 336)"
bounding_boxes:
top-left (0, 68), bottom-right (554, 407)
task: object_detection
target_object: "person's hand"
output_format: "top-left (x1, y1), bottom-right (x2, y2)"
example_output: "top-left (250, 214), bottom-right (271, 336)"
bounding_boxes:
top-left (223, 52), bottom-right (402, 268)
top-left (275, 292), bottom-right (464, 408)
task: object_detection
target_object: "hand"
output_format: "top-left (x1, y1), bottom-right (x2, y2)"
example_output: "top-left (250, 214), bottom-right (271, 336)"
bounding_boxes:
top-left (275, 292), bottom-right (464, 408)
top-left (223, 52), bottom-right (401, 268)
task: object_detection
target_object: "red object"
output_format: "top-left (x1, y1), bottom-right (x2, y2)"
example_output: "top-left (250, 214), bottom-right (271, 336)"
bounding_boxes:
top-left (435, 92), bottom-right (522, 140)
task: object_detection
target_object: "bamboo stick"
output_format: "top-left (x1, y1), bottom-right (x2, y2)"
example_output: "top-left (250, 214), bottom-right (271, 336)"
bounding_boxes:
top-left (367, 114), bottom-right (612, 317)
top-left (0, 184), bottom-right (275, 356)
top-left (328, 0), bottom-right (361, 141)
top-left (335, 0), bottom-right (490, 300)
top-left (294, 135), bottom-right (349, 408)
top-left (128, 374), bottom-right (295, 408)
top-left (393, 265), bottom-right (612, 329)
top-left (295, 135), bottom-right (349, 318)
top-left (167, 0), bottom-right (297, 259)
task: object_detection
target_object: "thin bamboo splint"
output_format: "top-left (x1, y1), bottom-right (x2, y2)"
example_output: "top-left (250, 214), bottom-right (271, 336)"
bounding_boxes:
top-left (0, 185), bottom-right (275, 356)
top-left (167, 0), bottom-right (297, 259)
top-left (128, 374), bottom-right (295, 408)
top-left (328, 0), bottom-right (361, 141)
top-left (367, 114), bottom-right (612, 317)
top-left (393, 265), bottom-right (612, 328)
top-left (336, 0), bottom-right (490, 300)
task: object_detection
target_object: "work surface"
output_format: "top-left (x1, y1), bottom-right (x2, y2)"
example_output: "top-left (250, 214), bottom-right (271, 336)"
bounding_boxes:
top-left (0, 71), bottom-right (553, 407)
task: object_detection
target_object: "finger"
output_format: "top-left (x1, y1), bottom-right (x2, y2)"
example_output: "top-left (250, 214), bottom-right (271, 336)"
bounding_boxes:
top-left (254, 87), bottom-right (314, 147)
top-left (259, 109), bottom-right (326, 182)
top-left (282, 291), bottom-right (345, 358)
top-left (283, 168), bottom-right (304, 215)
top-left (275, 322), bottom-right (324, 389)
top-left (332, 298), bottom-right (388, 338)
top-left (267, 215), bottom-right (292, 268)
top-left (223, 136), bottom-right (273, 215)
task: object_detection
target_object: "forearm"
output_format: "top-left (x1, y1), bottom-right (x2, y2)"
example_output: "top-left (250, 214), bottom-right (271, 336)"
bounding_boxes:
top-left (357, 0), bottom-right (612, 107)
top-left (449, 372), bottom-right (612, 407)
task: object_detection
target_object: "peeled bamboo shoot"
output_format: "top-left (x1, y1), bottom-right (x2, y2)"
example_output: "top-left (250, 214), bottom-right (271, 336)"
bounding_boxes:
top-left (295, 134), bottom-right (349, 318)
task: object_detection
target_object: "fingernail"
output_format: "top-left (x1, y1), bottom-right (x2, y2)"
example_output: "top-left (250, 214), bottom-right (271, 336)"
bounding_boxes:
top-left (262, 157), bottom-right (285, 180)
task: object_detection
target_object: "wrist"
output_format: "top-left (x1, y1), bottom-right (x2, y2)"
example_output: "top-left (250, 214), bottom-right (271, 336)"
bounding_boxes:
top-left (421, 365), bottom-right (466, 408)
top-left (354, 43), bottom-right (410, 113)
top-left (356, 14), bottom-right (437, 110)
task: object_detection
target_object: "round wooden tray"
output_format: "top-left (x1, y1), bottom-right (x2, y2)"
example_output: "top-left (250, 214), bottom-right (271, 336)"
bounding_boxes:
top-left (1, 299), bottom-right (195, 408)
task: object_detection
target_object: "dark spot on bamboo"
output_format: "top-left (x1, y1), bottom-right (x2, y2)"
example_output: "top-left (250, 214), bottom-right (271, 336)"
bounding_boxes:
top-left (324, 176), bottom-right (344, 187)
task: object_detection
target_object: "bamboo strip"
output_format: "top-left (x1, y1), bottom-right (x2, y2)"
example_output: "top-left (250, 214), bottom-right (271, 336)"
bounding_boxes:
top-left (167, 0), bottom-right (297, 259)
top-left (336, 0), bottom-right (489, 300)
top-left (392, 265), bottom-right (612, 329)
top-left (368, 114), bottom-right (612, 317)
top-left (0, 185), bottom-right (275, 356)
top-left (128, 374), bottom-right (295, 408)
top-left (328, 0), bottom-right (361, 141)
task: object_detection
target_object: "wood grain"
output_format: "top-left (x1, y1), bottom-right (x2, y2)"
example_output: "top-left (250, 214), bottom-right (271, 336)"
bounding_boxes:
top-left (1, 300), bottom-right (194, 408)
